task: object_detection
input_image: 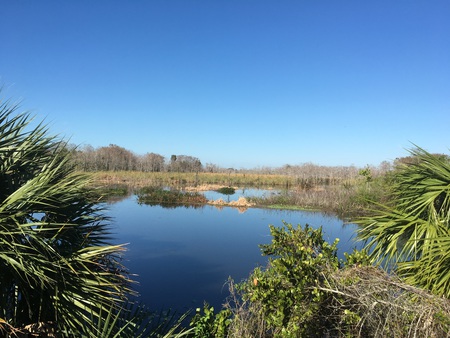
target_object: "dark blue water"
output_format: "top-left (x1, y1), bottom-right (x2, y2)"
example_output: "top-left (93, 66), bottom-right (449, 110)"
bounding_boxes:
top-left (107, 195), bottom-right (360, 312)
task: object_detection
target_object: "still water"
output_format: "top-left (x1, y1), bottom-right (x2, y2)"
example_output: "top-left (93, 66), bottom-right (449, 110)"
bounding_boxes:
top-left (107, 193), bottom-right (360, 312)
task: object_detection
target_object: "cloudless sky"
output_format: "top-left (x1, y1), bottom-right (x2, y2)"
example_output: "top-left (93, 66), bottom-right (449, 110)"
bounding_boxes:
top-left (1, 1), bottom-right (449, 168)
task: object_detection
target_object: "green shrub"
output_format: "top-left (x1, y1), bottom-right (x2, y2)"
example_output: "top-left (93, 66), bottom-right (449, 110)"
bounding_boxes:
top-left (226, 222), bottom-right (450, 337)
top-left (189, 304), bottom-right (232, 338)
top-left (239, 222), bottom-right (340, 337)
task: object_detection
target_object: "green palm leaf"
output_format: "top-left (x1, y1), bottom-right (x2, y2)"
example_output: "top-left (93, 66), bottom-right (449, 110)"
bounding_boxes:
top-left (356, 145), bottom-right (450, 296)
top-left (0, 97), bottom-right (138, 335)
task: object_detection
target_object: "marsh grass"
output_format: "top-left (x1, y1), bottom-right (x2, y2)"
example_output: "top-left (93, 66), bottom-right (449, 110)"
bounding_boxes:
top-left (137, 187), bottom-right (207, 208)
top-left (89, 171), bottom-right (309, 189)
top-left (247, 180), bottom-right (389, 219)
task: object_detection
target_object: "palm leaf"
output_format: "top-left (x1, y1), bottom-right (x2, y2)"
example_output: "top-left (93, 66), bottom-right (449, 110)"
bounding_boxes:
top-left (355, 145), bottom-right (450, 296)
top-left (0, 96), bottom-right (139, 335)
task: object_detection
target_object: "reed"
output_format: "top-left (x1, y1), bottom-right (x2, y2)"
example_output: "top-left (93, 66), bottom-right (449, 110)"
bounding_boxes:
top-left (247, 179), bottom-right (389, 219)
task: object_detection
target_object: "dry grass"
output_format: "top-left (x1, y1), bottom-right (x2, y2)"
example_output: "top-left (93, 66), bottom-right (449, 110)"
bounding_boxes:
top-left (88, 171), bottom-right (314, 189)
top-left (222, 267), bottom-right (450, 337)
top-left (320, 266), bottom-right (450, 337)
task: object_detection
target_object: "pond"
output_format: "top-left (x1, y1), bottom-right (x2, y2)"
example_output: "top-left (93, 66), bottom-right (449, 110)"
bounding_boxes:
top-left (107, 193), bottom-right (361, 313)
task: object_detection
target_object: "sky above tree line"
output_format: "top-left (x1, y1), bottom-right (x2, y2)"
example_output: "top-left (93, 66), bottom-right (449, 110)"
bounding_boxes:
top-left (1, 1), bottom-right (449, 168)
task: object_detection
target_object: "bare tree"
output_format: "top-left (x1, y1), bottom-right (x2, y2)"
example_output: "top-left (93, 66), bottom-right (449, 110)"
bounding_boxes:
top-left (96, 144), bottom-right (137, 171)
top-left (138, 152), bottom-right (165, 172)
top-left (168, 155), bottom-right (203, 173)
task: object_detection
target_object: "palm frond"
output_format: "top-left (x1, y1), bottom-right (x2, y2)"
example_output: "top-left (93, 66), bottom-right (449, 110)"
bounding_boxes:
top-left (0, 95), bottom-right (140, 335)
top-left (355, 145), bottom-right (450, 295)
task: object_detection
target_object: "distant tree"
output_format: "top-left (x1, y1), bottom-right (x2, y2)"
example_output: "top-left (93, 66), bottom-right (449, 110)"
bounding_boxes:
top-left (205, 162), bottom-right (220, 173)
top-left (96, 144), bottom-right (137, 171)
top-left (378, 160), bottom-right (393, 174)
top-left (169, 155), bottom-right (203, 173)
top-left (139, 152), bottom-right (165, 172)
top-left (71, 144), bottom-right (97, 171)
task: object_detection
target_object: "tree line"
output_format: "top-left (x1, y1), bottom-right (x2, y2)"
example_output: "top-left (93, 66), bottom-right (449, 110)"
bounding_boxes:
top-left (70, 143), bottom-right (397, 184)
top-left (71, 144), bottom-right (203, 173)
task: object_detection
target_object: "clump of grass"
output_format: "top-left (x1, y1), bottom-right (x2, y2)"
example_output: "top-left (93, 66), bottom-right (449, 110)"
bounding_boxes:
top-left (137, 187), bottom-right (207, 208)
top-left (215, 187), bottom-right (235, 195)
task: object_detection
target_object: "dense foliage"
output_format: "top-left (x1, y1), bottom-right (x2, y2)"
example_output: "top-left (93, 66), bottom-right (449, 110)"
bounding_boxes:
top-left (241, 223), bottom-right (340, 336)
top-left (215, 187), bottom-right (235, 195)
top-left (0, 101), bottom-right (126, 335)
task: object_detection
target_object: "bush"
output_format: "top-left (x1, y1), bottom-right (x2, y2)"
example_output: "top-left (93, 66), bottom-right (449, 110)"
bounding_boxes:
top-left (238, 222), bottom-right (340, 337)
top-left (189, 304), bottom-right (232, 338)
top-left (220, 222), bottom-right (450, 337)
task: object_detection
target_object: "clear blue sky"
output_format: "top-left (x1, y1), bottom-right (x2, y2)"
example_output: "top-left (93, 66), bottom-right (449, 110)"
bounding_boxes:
top-left (1, 1), bottom-right (449, 169)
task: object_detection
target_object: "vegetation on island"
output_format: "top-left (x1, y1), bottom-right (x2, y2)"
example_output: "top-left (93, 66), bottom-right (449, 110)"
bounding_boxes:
top-left (137, 187), bottom-right (207, 208)
top-left (2, 93), bottom-right (450, 337)
top-left (215, 187), bottom-right (235, 195)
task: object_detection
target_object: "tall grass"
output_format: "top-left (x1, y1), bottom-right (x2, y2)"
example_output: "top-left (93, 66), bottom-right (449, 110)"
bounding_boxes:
top-left (248, 177), bottom-right (389, 219)
top-left (88, 171), bottom-right (349, 189)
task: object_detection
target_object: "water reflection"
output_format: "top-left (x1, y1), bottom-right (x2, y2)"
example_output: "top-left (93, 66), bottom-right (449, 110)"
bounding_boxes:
top-left (107, 195), bottom-right (361, 312)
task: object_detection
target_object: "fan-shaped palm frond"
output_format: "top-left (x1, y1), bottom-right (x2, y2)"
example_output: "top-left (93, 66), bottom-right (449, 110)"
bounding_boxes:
top-left (356, 146), bottom-right (450, 296)
top-left (0, 98), bottom-right (137, 335)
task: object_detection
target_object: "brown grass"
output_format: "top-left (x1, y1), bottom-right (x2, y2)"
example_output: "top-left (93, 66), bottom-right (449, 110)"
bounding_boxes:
top-left (88, 171), bottom-right (313, 189)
